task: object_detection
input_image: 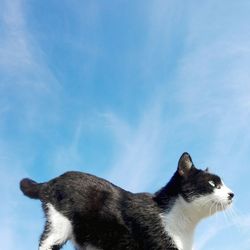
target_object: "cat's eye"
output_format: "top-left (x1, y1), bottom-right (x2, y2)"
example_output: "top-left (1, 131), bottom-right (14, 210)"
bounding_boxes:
top-left (208, 180), bottom-right (221, 189)
top-left (208, 180), bottom-right (215, 187)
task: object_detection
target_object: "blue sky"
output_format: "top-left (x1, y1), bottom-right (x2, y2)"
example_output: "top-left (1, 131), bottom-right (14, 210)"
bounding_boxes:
top-left (1, 0), bottom-right (250, 249)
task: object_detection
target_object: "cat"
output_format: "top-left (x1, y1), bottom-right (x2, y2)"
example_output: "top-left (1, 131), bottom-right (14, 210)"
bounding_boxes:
top-left (20, 152), bottom-right (234, 250)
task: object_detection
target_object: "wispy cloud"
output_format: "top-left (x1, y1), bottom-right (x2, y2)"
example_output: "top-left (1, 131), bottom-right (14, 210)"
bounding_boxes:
top-left (0, 0), bottom-right (61, 132)
top-left (0, 142), bottom-right (40, 249)
top-left (195, 210), bottom-right (250, 250)
top-left (103, 101), bottom-right (168, 192)
top-left (52, 119), bottom-right (85, 173)
top-left (0, 0), bottom-right (32, 70)
top-left (0, 1), bottom-right (61, 248)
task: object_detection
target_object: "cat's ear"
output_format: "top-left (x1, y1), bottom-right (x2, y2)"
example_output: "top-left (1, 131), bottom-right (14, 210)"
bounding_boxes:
top-left (178, 152), bottom-right (194, 177)
top-left (204, 167), bottom-right (209, 172)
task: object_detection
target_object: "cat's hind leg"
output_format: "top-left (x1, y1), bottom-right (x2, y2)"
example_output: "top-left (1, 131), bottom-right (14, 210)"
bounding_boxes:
top-left (39, 203), bottom-right (72, 250)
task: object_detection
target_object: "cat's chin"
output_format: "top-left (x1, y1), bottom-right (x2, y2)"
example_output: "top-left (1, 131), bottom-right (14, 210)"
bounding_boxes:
top-left (211, 200), bottom-right (232, 212)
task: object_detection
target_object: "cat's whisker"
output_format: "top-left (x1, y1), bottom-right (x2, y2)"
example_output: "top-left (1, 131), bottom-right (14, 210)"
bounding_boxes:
top-left (230, 206), bottom-right (241, 222)
top-left (227, 206), bottom-right (236, 221)
top-left (209, 201), bottom-right (217, 217)
top-left (226, 206), bottom-right (245, 234)
top-left (221, 202), bottom-right (231, 226)
top-left (201, 197), bottom-right (216, 207)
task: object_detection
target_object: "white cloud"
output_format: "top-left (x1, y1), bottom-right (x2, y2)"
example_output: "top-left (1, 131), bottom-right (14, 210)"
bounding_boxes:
top-left (195, 209), bottom-right (250, 250)
top-left (0, 0), bottom-right (32, 70)
top-left (103, 100), bottom-right (168, 192)
top-left (0, 0), bottom-right (62, 132)
top-left (0, 143), bottom-right (40, 250)
top-left (52, 119), bottom-right (85, 173)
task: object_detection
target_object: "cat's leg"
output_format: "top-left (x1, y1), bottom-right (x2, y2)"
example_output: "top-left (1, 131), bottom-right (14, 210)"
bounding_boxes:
top-left (39, 203), bottom-right (72, 250)
top-left (39, 220), bottom-right (68, 250)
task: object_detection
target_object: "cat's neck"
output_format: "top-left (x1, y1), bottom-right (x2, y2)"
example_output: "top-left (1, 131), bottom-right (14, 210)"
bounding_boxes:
top-left (161, 196), bottom-right (202, 250)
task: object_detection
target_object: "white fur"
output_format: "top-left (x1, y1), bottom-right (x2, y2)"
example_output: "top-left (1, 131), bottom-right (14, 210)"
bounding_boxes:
top-left (214, 181), bottom-right (233, 203)
top-left (39, 203), bottom-right (103, 250)
top-left (39, 203), bottom-right (73, 250)
top-left (161, 196), bottom-right (197, 250)
top-left (161, 181), bottom-right (233, 250)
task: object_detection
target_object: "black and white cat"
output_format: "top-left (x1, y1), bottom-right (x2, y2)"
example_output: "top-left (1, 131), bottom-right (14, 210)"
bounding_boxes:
top-left (20, 153), bottom-right (234, 250)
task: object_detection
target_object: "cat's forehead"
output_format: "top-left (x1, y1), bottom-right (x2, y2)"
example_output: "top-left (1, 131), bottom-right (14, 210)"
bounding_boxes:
top-left (192, 169), bottom-right (222, 184)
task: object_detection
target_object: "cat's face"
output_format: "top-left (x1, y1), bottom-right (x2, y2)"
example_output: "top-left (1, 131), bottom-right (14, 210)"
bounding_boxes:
top-left (178, 153), bottom-right (234, 217)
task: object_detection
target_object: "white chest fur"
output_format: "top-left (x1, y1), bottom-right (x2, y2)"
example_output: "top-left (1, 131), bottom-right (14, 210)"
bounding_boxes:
top-left (160, 196), bottom-right (200, 250)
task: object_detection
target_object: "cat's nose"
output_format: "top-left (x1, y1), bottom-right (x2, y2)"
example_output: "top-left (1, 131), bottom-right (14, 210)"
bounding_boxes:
top-left (228, 192), bottom-right (234, 200)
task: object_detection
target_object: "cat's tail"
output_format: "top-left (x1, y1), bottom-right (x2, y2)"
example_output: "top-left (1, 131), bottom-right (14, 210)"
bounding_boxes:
top-left (20, 178), bottom-right (42, 199)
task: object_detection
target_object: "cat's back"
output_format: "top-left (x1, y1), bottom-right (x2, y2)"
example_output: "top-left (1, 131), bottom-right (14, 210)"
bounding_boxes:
top-left (40, 171), bottom-right (128, 210)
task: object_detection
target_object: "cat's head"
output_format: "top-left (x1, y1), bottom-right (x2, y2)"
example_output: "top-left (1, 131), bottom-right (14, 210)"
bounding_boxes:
top-left (177, 152), bottom-right (234, 217)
